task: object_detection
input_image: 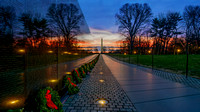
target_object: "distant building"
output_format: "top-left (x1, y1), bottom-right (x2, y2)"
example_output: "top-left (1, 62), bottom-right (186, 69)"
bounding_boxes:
top-left (0, 0), bottom-right (90, 34)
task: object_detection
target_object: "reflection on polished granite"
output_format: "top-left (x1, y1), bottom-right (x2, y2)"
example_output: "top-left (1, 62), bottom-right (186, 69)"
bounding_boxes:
top-left (0, 54), bottom-right (97, 110)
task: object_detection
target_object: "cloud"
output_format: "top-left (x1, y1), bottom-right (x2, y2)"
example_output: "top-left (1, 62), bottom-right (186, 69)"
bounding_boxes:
top-left (76, 27), bottom-right (125, 47)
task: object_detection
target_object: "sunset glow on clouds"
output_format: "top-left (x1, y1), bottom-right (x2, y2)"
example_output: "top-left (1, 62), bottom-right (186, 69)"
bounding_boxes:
top-left (76, 28), bottom-right (125, 48)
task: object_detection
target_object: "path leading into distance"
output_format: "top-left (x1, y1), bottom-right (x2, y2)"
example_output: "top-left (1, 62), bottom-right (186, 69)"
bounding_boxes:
top-left (64, 54), bottom-right (200, 112)
top-left (103, 54), bottom-right (200, 112)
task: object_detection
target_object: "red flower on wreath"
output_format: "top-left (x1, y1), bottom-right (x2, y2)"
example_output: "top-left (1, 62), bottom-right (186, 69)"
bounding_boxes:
top-left (67, 77), bottom-right (77, 87)
top-left (45, 90), bottom-right (58, 109)
top-left (75, 69), bottom-right (80, 78)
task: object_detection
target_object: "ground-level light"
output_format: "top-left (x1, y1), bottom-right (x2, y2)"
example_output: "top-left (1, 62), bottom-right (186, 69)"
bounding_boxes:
top-left (134, 51), bottom-right (137, 54)
top-left (124, 53), bottom-right (127, 55)
top-left (96, 99), bottom-right (108, 105)
top-left (48, 50), bottom-right (53, 53)
top-left (9, 100), bottom-right (19, 104)
top-left (148, 50), bottom-right (151, 54)
top-left (74, 53), bottom-right (78, 55)
top-left (65, 72), bottom-right (71, 75)
top-left (99, 80), bottom-right (104, 83)
top-left (18, 49), bottom-right (25, 53)
top-left (48, 79), bottom-right (58, 83)
top-left (63, 51), bottom-right (68, 54)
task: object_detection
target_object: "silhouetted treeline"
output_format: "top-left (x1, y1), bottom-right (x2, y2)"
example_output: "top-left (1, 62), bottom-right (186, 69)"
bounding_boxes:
top-left (0, 3), bottom-right (84, 52)
top-left (116, 3), bottom-right (200, 55)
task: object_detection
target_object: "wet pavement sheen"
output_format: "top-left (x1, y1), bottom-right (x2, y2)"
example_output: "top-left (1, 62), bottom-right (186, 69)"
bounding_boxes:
top-left (103, 54), bottom-right (200, 112)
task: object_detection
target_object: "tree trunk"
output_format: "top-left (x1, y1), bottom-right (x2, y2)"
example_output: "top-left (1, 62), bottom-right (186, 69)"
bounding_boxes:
top-left (165, 39), bottom-right (170, 54)
top-left (163, 38), bottom-right (166, 54)
top-left (173, 35), bottom-right (177, 55)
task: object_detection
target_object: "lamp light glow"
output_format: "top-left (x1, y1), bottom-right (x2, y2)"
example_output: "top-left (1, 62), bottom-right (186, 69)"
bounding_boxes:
top-left (74, 53), bottom-right (78, 55)
top-left (9, 100), bottom-right (19, 104)
top-left (65, 72), bottom-right (71, 75)
top-left (18, 49), bottom-right (25, 53)
top-left (63, 51), bottom-right (68, 54)
top-left (96, 99), bottom-right (108, 105)
top-left (49, 79), bottom-right (58, 83)
top-left (99, 80), bottom-right (104, 83)
top-left (48, 50), bottom-right (53, 53)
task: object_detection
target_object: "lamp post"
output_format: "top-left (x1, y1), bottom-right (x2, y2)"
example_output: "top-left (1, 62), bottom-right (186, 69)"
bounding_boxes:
top-left (186, 40), bottom-right (189, 78)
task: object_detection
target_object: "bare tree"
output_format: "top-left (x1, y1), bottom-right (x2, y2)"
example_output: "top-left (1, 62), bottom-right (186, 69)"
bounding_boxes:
top-left (183, 5), bottom-right (200, 54)
top-left (151, 12), bottom-right (182, 54)
top-left (0, 6), bottom-right (16, 47)
top-left (47, 3), bottom-right (83, 50)
top-left (116, 3), bottom-right (152, 54)
top-left (19, 13), bottom-right (49, 48)
top-left (182, 5), bottom-right (200, 77)
top-left (165, 12), bottom-right (182, 54)
top-left (151, 17), bottom-right (166, 54)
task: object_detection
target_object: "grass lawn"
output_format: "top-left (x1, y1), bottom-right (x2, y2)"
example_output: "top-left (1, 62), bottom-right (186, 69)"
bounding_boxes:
top-left (108, 54), bottom-right (200, 78)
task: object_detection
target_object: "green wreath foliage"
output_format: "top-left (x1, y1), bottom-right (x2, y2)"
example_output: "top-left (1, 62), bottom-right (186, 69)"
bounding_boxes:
top-left (81, 65), bottom-right (88, 74)
top-left (72, 69), bottom-right (82, 84)
top-left (86, 63), bottom-right (91, 72)
top-left (35, 87), bottom-right (63, 112)
top-left (63, 75), bottom-right (79, 95)
top-left (78, 67), bottom-right (86, 78)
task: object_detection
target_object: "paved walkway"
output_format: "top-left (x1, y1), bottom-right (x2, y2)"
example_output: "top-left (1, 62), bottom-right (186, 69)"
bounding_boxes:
top-left (63, 55), bottom-right (136, 112)
top-left (103, 54), bottom-right (200, 112)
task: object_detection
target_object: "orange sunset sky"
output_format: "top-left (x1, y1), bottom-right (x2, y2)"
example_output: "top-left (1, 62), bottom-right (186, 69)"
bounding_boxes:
top-left (76, 28), bottom-right (126, 48)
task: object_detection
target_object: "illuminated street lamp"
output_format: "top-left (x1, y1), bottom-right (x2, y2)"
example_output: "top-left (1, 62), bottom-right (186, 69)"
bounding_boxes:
top-left (177, 49), bottom-right (181, 53)
top-left (124, 53), bottom-right (127, 55)
top-left (148, 50), bottom-right (151, 54)
top-left (134, 51), bottom-right (137, 54)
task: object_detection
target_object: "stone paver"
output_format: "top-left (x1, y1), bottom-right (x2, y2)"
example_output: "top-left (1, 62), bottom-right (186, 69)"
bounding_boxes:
top-left (103, 54), bottom-right (200, 112)
top-left (63, 55), bottom-right (136, 112)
